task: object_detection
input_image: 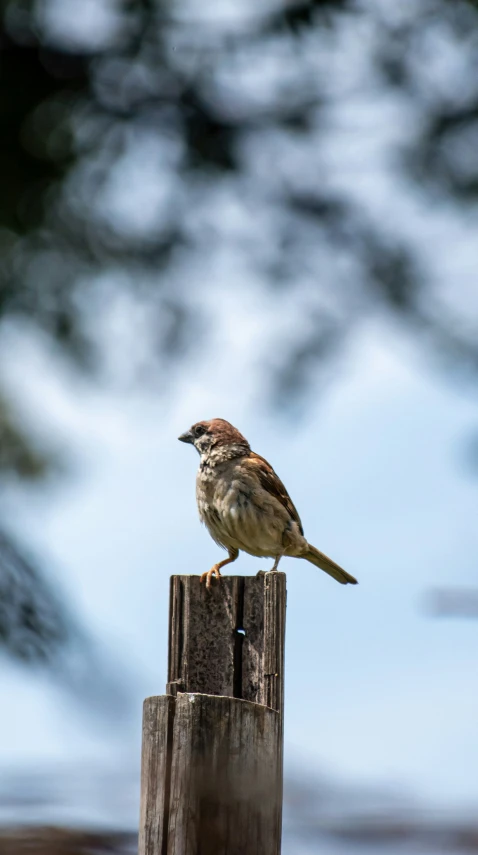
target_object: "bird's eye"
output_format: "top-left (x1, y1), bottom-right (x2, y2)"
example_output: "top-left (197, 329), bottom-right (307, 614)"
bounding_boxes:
top-left (194, 425), bottom-right (206, 438)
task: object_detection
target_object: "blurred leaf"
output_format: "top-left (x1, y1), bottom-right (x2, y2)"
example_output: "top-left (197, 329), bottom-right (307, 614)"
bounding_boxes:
top-left (0, 0), bottom-right (476, 410)
top-left (0, 392), bottom-right (57, 480)
top-left (0, 527), bottom-right (132, 718)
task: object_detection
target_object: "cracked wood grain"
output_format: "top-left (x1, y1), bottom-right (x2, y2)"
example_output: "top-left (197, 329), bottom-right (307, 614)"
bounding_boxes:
top-left (140, 694), bottom-right (282, 855)
top-left (166, 572), bottom-right (286, 715)
top-left (139, 573), bottom-right (286, 855)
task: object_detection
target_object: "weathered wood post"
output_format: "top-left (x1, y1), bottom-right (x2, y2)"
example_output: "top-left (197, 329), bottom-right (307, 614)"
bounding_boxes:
top-left (138, 572), bottom-right (286, 855)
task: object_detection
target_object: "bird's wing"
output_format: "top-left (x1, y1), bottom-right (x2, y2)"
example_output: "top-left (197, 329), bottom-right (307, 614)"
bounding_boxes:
top-left (244, 452), bottom-right (304, 535)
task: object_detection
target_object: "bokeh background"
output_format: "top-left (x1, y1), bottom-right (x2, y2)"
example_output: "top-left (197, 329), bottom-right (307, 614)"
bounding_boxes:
top-left (1, 0), bottom-right (478, 851)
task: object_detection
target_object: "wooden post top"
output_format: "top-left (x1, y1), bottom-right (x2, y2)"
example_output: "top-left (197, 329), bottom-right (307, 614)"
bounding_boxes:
top-left (167, 572), bottom-right (286, 717)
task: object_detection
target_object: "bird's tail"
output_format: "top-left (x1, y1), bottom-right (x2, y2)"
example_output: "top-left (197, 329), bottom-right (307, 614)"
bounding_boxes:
top-left (302, 544), bottom-right (358, 585)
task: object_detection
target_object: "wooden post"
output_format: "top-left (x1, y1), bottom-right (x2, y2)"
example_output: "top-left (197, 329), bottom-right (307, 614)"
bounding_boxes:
top-left (139, 572), bottom-right (286, 855)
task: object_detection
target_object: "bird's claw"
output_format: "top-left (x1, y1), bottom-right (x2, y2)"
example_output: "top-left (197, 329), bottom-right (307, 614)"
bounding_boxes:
top-left (200, 566), bottom-right (223, 589)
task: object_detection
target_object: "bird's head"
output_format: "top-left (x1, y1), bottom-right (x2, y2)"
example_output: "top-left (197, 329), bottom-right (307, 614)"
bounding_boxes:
top-left (178, 418), bottom-right (250, 459)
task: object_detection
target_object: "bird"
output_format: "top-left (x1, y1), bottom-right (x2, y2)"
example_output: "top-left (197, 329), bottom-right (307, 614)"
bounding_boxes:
top-left (178, 418), bottom-right (358, 588)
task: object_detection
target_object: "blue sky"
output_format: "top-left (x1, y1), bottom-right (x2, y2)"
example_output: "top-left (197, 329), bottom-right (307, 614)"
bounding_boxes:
top-left (1, 0), bottom-right (478, 833)
top-left (1, 312), bottom-right (477, 827)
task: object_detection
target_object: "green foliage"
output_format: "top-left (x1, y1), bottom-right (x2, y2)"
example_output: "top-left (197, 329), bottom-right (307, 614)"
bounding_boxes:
top-left (0, 393), bottom-right (55, 480)
top-left (0, 0), bottom-right (476, 410)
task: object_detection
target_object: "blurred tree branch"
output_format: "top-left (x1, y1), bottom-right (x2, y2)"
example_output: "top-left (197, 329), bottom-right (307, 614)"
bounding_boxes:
top-left (0, 391), bottom-right (56, 481)
top-left (0, 0), bottom-right (477, 679)
top-left (0, 0), bottom-right (476, 401)
top-left (425, 588), bottom-right (478, 619)
top-left (284, 773), bottom-right (478, 852)
top-left (0, 525), bottom-right (131, 715)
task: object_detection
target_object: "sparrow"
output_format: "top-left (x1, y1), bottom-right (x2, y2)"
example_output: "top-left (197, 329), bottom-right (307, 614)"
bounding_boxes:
top-left (178, 418), bottom-right (358, 588)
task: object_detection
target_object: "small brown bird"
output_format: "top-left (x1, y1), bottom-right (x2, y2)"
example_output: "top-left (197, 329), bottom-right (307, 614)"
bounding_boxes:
top-left (178, 418), bottom-right (358, 588)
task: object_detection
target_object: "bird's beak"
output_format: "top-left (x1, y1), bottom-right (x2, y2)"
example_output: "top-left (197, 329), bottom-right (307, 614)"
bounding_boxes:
top-left (178, 430), bottom-right (194, 444)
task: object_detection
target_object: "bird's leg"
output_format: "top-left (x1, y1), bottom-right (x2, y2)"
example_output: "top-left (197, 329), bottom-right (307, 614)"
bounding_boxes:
top-left (269, 550), bottom-right (285, 573)
top-left (201, 548), bottom-right (239, 589)
top-left (269, 523), bottom-right (292, 573)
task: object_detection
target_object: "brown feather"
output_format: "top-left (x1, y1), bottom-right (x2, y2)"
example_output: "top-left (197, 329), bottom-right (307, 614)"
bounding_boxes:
top-left (304, 544), bottom-right (358, 585)
top-left (244, 452), bottom-right (304, 536)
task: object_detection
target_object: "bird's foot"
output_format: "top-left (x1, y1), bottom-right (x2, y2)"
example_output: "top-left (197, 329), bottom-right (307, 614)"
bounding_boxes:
top-left (200, 565), bottom-right (223, 589)
top-left (269, 554), bottom-right (283, 573)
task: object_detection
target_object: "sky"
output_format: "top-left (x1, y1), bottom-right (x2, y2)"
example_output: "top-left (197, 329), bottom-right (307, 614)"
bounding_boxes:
top-left (1, 0), bottom-right (478, 839)
top-left (1, 309), bottom-right (477, 829)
